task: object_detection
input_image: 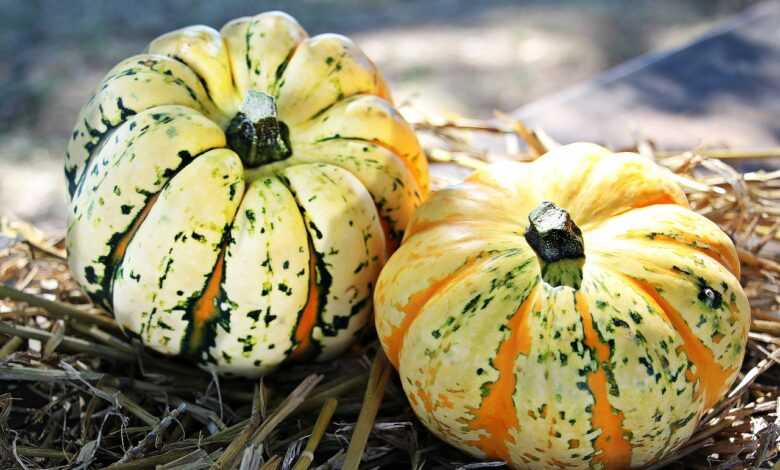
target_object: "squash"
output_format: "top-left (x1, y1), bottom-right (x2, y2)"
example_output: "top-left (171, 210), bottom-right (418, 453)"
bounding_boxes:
top-left (374, 143), bottom-right (748, 469)
top-left (65, 11), bottom-right (428, 376)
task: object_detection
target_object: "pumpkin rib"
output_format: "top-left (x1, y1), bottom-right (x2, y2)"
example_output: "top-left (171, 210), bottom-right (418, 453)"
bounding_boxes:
top-left (221, 11), bottom-right (308, 101)
top-left (103, 192), bottom-right (159, 308)
top-left (183, 248), bottom-right (227, 354)
top-left (72, 104), bottom-right (223, 202)
top-left (465, 285), bottom-right (539, 464)
top-left (288, 236), bottom-right (320, 360)
top-left (384, 255), bottom-right (491, 368)
top-left (405, 219), bottom-right (521, 244)
top-left (104, 144), bottom-right (222, 302)
top-left (322, 136), bottom-right (427, 199)
top-left (533, 149), bottom-right (600, 216)
top-left (239, 15), bottom-right (294, 99)
top-left (277, 175), bottom-right (324, 360)
top-left (578, 195), bottom-right (688, 234)
top-left (70, 126), bottom-right (122, 199)
top-left (120, 54), bottom-right (221, 117)
top-left (222, 36), bottom-right (241, 97)
top-left (210, 175), bottom-right (310, 374)
top-left (623, 276), bottom-right (735, 408)
top-left (66, 56), bottom-right (221, 196)
top-left (275, 163), bottom-right (384, 361)
top-left (274, 34), bottom-right (388, 126)
top-left (149, 25), bottom-right (242, 115)
top-left (575, 291), bottom-right (633, 470)
top-left (180, 171), bottom-right (250, 357)
top-left (169, 54), bottom-right (219, 111)
top-left (403, 183), bottom-right (519, 241)
top-left (633, 235), bottom-right (739, 278)
top-left (270, 139), bottom-right (423, 238)
top-left (575, 193), bottom-right (685, 233)
top-left (92, 143), bottom-right (220, 309)
top-left (112, 149), bottom-right (245, 356)
top-left (268, 38), bottom-right (301, 99)
top-left (294, 34), bottom-right (391, 105)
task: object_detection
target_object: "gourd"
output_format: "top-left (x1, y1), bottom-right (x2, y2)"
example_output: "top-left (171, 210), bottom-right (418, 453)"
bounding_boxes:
top-left (65, 11), bottom-right (428, 376)
top-left (374, 143), bottom-right (748, 469)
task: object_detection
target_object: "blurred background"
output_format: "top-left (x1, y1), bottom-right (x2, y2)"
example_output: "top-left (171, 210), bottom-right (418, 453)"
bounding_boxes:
top-left (0, 0), bottom-right (764, 231)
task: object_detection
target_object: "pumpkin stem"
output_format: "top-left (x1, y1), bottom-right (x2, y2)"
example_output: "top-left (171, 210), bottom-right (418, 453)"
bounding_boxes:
top-left (524, 201), bottom-right (585, 290)
top-left (226, 91), bottom-right (291, 168)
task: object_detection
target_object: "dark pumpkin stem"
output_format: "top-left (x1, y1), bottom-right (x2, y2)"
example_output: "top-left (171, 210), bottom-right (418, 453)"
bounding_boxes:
top-left (226, 91), bottom-right (291, 168)
top-left (524, 201), bottom-right (585, 290)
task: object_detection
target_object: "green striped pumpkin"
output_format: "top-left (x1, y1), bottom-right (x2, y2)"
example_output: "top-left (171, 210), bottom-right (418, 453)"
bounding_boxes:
top-left (65, 11), bottom-right (429, 376)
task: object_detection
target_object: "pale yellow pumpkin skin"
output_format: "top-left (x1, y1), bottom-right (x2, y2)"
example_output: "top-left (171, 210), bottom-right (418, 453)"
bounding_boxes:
top-left (65, 11), bottom-right (428, 376)
top-left (374, 143), bottom-right (749, 469)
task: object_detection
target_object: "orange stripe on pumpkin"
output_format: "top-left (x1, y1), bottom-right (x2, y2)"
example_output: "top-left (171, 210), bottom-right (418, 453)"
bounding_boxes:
top-left (629, 194), bottom-right (683, 211)
top-left (465, 287), bottom-right (538, 463)
top-left (188, 249), bottom-right (225, 351)
top-left (383, 257), bottom-right (484, 368)
top-left (576, 291), bottom-right (632, 469)
top-left (111, 193), bottom-right (160, 266)
top-left (626, 277), bottom-right (735, 409)
top-left (290, 241), bottom-right (319, 360)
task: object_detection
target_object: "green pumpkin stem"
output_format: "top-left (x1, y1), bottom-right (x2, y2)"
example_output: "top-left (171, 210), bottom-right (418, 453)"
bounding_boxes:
top-left (226, 91), bottom-right (291, 168)
top-left (524, 201), bottom-right (585, 290)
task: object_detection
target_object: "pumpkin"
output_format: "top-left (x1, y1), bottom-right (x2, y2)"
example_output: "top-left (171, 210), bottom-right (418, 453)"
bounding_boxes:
top-left (374, 143), bottom-right (749, 469)
top-left (65, 11), bottom-right (428, 376)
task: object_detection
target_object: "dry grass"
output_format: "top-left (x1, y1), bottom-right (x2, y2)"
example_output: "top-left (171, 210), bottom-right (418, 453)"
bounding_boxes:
top-left (1, 113), bottom-right (780, 469)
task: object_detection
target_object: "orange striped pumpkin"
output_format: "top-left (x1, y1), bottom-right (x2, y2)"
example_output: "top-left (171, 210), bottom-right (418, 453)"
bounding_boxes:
top-left (374, 143), bottom-right (749, 469)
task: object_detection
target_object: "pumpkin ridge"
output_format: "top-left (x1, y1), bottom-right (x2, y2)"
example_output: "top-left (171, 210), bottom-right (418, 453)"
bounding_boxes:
top-left (99, 143), bottom-right (222, 308)
top-left (627, 235), bottom-right (739, 278)
top-left (119, 55), bottom-right (213, 112)
top-left (301, 94), bottom-right (345, 123)
top-left (623, 276), bottom-right (735, 408)
top-left (118, 55), bottom-right (217, 118)
top-left (315, 135), bottom-right (426, 199)
top-left (100, 192), bottom-right (160, 309)
top-left (578, 197), bottom-right (686, 234)
top-left (303, 143), bottom-right (422, 238)
top-left (278, 174), bottom-right (332, 360)
top-left (71, 117), bottom-right (126, 198)
top-left (289, 237), bottom-right (320, 360)
top-left (269, 42), bottom-right (299, 99)
top-left (539, 150), bottom-right (600, 215)
top-left (178, 207), bottom-right (245, 361)
top-left (254, 153), bottom-right (414, 240)
top-left (170, 55), bottom-right (218, 109)
top-left (181, 247), bottom-right (227, 356)
top-left (173, 160), bottom-right (247, 360)
top-left (465, 285), bottom-right (538, 464)
top-left (92, 139), bottom-right (218, 309)
top-left (384, 255), bottom-right (488, 368)
top-left (405, 220), bottom-right (519, 242)
top-left (66, 57), bottom-right (224, 194)
top-left (221, 37), bottom-right (240, 95)
top-left (575, 291), bottom-right (633, 469)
